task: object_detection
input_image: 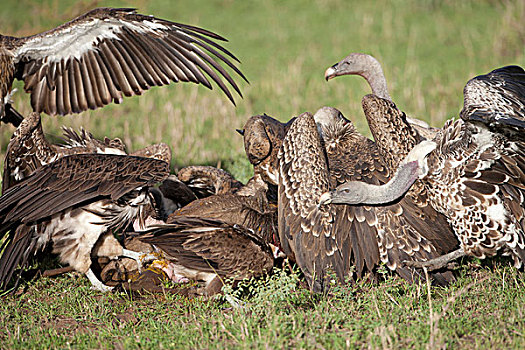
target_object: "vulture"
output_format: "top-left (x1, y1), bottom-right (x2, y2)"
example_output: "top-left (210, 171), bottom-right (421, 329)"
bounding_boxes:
top-left (136, 216), bottom-right (275, 297)
top-left (324, 63), bottom-right (525, 270)
top-left (239, 114), bottom-right (295, 185)
top-left (325, 52), bottom-right (438, 139)
top-left (243, 111), bottom-right (457, 292)
top-left (0, 7), bottom-right (247, 126)
top-left (2, 111), bottom-right (171, 192)
top-left (102, 172), bottom-right (278, 295)
top-left (177, 165), bottom-right (244, 198)
top-left (168, 173), bottom-right (278, 247)
top-left (0, 153), bottom-right (170, 291)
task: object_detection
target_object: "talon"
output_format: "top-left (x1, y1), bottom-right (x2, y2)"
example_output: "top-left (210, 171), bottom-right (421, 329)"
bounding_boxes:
top-left (121, 249), bottom-right (157, 273)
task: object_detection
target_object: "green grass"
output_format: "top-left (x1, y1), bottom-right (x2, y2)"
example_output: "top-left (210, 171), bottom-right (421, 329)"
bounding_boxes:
top-left (1, 263), bottom-right (525, 348)
top-left (0, 0), bottom-right (525, 348)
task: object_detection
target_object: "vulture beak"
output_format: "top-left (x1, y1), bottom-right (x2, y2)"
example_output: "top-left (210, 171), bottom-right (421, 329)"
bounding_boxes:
top-left (318, 191), bottom-right (333, 206)
top-left (324, 64), bottom-right (338, 81)
top-left (236, 129), bottom-right (245, 136)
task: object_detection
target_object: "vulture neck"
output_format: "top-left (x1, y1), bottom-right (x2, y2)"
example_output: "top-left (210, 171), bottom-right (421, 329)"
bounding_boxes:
top-left (358, 55), bottom-right (391, 101)
top-left (354, 161), bottom-right (419, 205)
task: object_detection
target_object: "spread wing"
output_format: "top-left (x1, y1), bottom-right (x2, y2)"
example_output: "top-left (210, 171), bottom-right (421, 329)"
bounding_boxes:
top-left (323, 133), bottom-right (384, 279)
top-left (278, 112), bottom-right (342, 292)
top-left (140, 217), bottom-right (274, 279)
top-left (324, 119), bottom-right (457, 284)
top-left (0, 153), bottom-right (169, 224)
top-left (461, 65), bottom-right (525, 140)
top-left (12, 7), bottom-right (247, 115)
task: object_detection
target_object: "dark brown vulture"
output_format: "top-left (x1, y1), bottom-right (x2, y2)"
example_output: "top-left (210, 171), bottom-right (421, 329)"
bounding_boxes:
top-left (0, 153), bottom-right (169, 291)
top-left (103, 172), bottom-right (278, 296)
top-left (243, 111), bottom-right (457, 292)
top-left (0, 7), bottom-right (247, 126)
top-left (137, 216), bottom-right (275, 297)
top-left (325, 61), bottom-right (525, 270)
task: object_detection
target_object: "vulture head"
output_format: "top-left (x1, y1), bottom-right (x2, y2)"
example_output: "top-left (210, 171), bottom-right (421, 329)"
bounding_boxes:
top-left (324, 52), bottom-right (392, 102)
top-left (240, 114), bottom-right (294, 185)
top-left (325, 53), bottom-right (383, 81)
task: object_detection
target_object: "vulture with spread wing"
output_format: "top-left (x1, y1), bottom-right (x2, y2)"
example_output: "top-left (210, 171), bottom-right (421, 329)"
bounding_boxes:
top-left (325, 62), bottom-right (525, 270)
top-left (0, 7), bottom-right (247, 126)
top-left (0, 153), bottom-right (169, 291)
top-left (242, 111), bottom-right (457, 292)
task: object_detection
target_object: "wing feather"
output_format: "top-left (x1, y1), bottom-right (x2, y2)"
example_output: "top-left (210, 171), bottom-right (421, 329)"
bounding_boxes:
top-left (140, 217), bottom-right (273, 278)
top-left (0, 154), bottom-right (169, 224)
top-left (278, 112), bottom-right (341, 291)
top-left (13, 7), bottom-right (247, 114)
top-left (461, 65), bottom-right (525, 140)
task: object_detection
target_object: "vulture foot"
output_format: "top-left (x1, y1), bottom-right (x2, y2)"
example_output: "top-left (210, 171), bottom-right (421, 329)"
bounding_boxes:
top-left (86, 269), bottom-right (114, 292)
top-left (121, 249), bottom-right (157, 273)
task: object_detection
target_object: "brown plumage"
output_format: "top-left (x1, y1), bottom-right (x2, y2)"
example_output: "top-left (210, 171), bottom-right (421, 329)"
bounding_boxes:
top-left (328, 64), bottom-right (525, 269)
top-left (0, 7), bottom-right (247, 126)
top-left (245, 110), bottom-right (457, 292)
top-left (239, 114), bottom-right (295, 185)
top-left (0, 153), bottom-right (169, 291)
top-left (168, 174), bottom-right (278, 246)
top-left (138, 216), bottom-right (275, 296)
top-left (177, 165), bottom-right (244, 198)
top-left (2, 111), bottom-right (171, 192)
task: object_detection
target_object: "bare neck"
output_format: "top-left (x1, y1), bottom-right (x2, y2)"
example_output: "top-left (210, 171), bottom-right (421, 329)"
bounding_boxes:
top-left (358, 55), bottom-right (391, 101)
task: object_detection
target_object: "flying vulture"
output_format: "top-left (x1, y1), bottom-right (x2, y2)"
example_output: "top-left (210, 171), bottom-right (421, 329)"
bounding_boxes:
top-left (0, 7), bottom-right (247, 126)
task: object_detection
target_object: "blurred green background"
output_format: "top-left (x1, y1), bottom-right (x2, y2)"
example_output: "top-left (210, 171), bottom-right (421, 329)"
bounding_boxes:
top-left (1, 0), bottom-right (523, 181)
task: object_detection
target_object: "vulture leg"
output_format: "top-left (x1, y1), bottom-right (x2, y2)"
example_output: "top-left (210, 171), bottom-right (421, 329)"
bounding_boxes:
top-left (85, 268), bottom-right (114, 292)
top-left (404, 249), bottom-right (466, 271)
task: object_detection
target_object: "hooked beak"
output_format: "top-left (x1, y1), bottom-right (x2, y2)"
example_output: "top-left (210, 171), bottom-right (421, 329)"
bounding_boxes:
top-left (318, 191), bottom-right (333, 206)
top-left (236, 128), bottom-right (245, 136)
top-left (324, 65), bottom-right (338, 81)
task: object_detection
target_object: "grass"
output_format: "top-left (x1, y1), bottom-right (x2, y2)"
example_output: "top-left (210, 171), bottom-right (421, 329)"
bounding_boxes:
top-left (0, 0), bottom-right (524, 348)
top-left (1, 263), bottom-right (525, 348)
